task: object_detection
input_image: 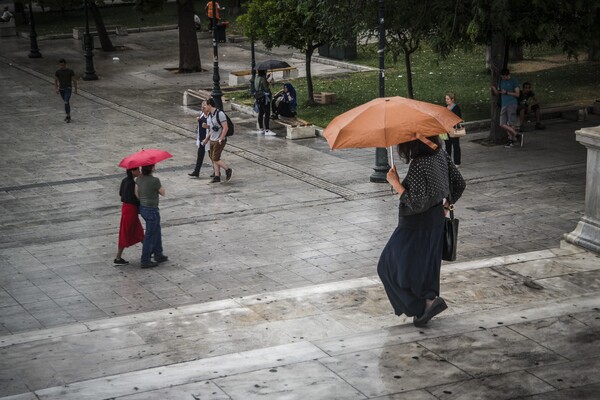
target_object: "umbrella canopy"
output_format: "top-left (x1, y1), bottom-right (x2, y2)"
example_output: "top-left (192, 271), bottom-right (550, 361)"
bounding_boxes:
top-left (118, 149), bottom-right (172, 169)
top-left (255, 59), bottom-right (291, 71)
top-left (323, 96), bottom-right (463, 150)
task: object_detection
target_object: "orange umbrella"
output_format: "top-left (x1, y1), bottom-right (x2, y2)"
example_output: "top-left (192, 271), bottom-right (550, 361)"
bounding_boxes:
top-left (323, 96), bottom-right (462, 151)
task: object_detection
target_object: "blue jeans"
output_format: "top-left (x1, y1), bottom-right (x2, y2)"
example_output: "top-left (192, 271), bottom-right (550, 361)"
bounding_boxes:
top-left (139, 205), bottom-right (163, 264)
top-left (59, 87), bottom-right (72, 115)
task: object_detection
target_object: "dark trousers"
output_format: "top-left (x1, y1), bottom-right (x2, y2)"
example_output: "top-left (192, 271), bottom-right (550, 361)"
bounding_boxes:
top-left (59, 87), bottom-right (72, 115)
top-left (444, 137), bottom-right (461, 165)
top-left (139, 206), bottom-right (163, 264)
top-left (257, 100), bottom-right (270, 129)
top-left (192, 145), bottom-right (206, 175)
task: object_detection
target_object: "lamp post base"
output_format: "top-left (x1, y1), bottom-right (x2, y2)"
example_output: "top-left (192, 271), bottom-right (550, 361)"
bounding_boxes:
top-left (370, 147), bottom-right (390, 183)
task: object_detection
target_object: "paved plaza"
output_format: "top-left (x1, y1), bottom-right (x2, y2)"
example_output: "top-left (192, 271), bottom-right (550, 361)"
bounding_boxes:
top-left (1, 29), bottom-right (599, 399)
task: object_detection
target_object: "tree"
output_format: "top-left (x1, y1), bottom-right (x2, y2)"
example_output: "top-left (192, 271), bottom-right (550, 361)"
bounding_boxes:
top-left (238, 0), bottom-right (361, 104)
top-left (134, 0), bottom-right (201, 72)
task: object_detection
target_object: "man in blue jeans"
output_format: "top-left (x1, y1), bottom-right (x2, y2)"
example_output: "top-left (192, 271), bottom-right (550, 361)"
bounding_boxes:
top-left (135, 164), bottom-right (168, 268)
top-left (54, 59), bottom-right (78, 123)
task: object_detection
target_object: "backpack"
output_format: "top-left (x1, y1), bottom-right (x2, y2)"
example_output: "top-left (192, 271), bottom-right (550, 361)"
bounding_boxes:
top-left (214, 109), bottom-right (234, 137)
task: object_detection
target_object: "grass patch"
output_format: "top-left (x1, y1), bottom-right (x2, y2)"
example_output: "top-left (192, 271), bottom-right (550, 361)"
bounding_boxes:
top-left (230, 44), bottom-right (600, 128)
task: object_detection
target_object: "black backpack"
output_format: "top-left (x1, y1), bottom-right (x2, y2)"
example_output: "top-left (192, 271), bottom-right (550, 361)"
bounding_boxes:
top-left (215, 109), bottom-right (234, 136)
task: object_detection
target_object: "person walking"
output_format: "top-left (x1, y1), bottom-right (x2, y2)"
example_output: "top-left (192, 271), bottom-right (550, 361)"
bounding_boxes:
top-left (255, 69), bottom-right (275, 136)
top-left (54, 58), bottom-right (77, 123)
top-left (444, 93), bottom-right (462, 166)
top-left (114, 167), bottom-right (144, 265)
top-left (136, 164), bottom-right (168, 268)
top-left (188, 100), bottom-right (209, 177)
top-left (202, 98), bottom-right (233, 183)
top-left (378, 135), bottom-right (465, 327)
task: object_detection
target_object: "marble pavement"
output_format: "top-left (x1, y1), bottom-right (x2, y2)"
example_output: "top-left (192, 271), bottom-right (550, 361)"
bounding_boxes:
top-left (1, 29), bottom-right (600, 398)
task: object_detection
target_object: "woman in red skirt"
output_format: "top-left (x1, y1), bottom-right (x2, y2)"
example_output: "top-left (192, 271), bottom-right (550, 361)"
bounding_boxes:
top-left (114, 167), bottom-right (144, 265)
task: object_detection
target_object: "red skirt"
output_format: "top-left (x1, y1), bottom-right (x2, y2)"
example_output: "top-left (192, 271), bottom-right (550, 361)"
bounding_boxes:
top-left (118, 203), bottom-right (144, 248)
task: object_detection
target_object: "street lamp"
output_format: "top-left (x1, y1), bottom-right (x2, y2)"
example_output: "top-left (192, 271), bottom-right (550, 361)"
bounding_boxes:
top-left (370, 0), bottom-right (390, 183)
top-left (210, 0), bottom-right (223, 109)
top-left (27, 1), bottom-right (41, 58)
top-left (82, 0), bottom-right (98, 81)
top-left (249, 37), bottom-right (256, 94)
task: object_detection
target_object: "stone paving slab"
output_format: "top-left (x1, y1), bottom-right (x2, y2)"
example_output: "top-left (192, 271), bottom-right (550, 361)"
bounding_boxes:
top-left (1, 246), bottom-right (598, 399)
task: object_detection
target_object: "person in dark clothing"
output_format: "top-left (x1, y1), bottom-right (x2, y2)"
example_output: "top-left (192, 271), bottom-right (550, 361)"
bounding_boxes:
top-left (189, 100), bottom-right (209, 177)
top-left (54, 59), bottom-right (77, 123)
top-left (443, 93), bottom-right (462, 166)
top-left (254, 69), bottom-right (274, 135)
top-left (378, 135), bottom-right (465, 327)
top-left (114, 168), bottom-right (144, 265)
top-left (271, 82), bottom-right (297, 119)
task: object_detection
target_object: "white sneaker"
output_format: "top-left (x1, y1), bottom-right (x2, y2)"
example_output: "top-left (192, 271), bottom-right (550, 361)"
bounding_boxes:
top-left (264, 130), bottom-right (276, 136)
top-left (257, 129), bottom-right (265, 134)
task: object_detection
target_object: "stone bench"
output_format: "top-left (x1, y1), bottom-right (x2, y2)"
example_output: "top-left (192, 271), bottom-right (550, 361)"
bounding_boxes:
top-left (229, 66), bottom-right (299, 86)
top-left (273, 116), bottom-right (315, 140)
top-left (0, 18), bottom-right (16, 37)
top-left (72, 25), bottom-right (127, 40)
top-left (182, 89), bottom-right (231, 111)
top-left (314, 92), bottom-right (336, 105)
top-left (539, 103), bottom-right (588, 121)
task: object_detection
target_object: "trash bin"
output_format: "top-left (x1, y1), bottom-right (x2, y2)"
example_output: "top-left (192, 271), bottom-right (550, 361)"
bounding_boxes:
top-left (215, 21), bottom-right (228, 43)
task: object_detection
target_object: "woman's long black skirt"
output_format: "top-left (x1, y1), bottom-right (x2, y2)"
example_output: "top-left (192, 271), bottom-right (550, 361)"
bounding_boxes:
top-left (377, 203), bottom-right (445, 318)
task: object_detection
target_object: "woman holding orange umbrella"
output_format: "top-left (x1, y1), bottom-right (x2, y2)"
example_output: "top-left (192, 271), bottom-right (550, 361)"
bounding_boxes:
top-left (377, 135), bottom-right (465, 327)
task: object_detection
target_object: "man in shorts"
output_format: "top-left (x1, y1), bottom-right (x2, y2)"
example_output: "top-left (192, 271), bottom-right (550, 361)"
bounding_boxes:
top-left (202, 97), bottom-right (232, 183)
top-left (518, 82), bottom-right (545, 132)
top-left (492, 68), bottom-right (521, 148)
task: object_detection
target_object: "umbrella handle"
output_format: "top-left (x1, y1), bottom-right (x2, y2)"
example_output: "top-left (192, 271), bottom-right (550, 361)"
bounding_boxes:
top-left (388, 146), bottom-right (394, 169)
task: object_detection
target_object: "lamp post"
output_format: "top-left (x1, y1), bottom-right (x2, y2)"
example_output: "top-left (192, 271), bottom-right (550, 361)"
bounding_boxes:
top-left (27, 1), bottom-right (41, 58)
top-left (82, 0), bottom-right (97, 81)
top-left (210, 0), bottom-right (223, 109)
top-left (370, 0), bottom-right (390, 183)
top-left (249, 37), bottom-right (256, 94)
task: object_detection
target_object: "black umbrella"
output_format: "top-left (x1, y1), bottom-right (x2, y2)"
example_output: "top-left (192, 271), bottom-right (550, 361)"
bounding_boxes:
top-left (255, 59), bottom-right (291, 70)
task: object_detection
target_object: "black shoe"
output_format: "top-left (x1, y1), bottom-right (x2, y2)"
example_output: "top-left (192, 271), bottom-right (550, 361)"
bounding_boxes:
top-left (141, 261), bottom-right (158, 268)
top-left (154, 255), bottom-right (168, 263)
top-left (210, 176), bottom-right (221, 183)
top-left (113, 258), bottom-right (129, 266)
top-left (188, 172), bottom-right (199, 177)
top-left (66, 116), bottom-right (71, 123)
top-left (225, 168), bottom-right (232, 182)
top-left (210, 172), bottom-right (215, 178)
top-left (413, 297), bottom-right (448, 327)
top-left (504, 140), bottom-right (514, 148)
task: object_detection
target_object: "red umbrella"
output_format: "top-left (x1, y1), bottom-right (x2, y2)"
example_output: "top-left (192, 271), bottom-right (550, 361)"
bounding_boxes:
top-left (118, 149), bottom-right (172, 169)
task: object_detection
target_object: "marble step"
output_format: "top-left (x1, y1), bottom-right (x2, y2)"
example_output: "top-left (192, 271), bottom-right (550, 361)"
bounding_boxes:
top-left (2, 245), bottom-right (599, 399)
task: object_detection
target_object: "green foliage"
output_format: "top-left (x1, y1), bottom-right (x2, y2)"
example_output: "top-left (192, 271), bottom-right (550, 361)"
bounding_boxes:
top-left (228, 44), bottom-right (600, 128)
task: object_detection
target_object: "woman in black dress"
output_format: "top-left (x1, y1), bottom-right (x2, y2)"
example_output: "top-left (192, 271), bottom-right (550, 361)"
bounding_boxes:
top-left (378, 135), bottom-right (465, 327)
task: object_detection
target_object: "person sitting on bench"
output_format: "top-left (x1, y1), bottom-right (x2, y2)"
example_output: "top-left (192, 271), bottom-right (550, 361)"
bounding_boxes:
top-left (271, 83), bottom-right (297, 119)
top-left (0, 7), bottom-right (13, 22)
top-left (518, 82), bottom-right (545, 131)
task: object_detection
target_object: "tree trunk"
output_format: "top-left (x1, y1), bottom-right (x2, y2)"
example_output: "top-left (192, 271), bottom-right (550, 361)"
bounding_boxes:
top-left (306, 46), bottom-right (315, 104)
top-left (177, 0), bottom-right (201, 73)
top-left (90, 2), bottom-right (115, 52)
top-left (404, 50), bottom-right (414, 99)
top-left (488, 33), bottom-right (506, 144)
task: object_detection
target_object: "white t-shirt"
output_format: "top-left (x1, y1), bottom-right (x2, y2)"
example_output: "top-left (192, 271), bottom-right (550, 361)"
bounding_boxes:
top-left (206, 110), bottom-right (227, 141)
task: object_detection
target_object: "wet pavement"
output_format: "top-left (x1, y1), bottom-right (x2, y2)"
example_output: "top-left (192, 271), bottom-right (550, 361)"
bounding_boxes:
top-left (1, 29), bottom-right (599, 399)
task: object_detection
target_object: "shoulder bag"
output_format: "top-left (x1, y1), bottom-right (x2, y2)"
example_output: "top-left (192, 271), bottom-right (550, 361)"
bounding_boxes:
top-left (442, 166), bottom-right (459, 262)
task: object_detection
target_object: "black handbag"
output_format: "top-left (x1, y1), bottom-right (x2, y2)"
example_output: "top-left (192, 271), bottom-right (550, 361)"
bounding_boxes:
top-left (442, 205), bottom-right (459, 262)
top-left (442, 166), bottom-right (459, 262)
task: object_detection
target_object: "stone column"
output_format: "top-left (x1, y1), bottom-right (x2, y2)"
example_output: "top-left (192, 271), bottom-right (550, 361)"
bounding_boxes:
top-left (564, 125), bottom-right (600, 254)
